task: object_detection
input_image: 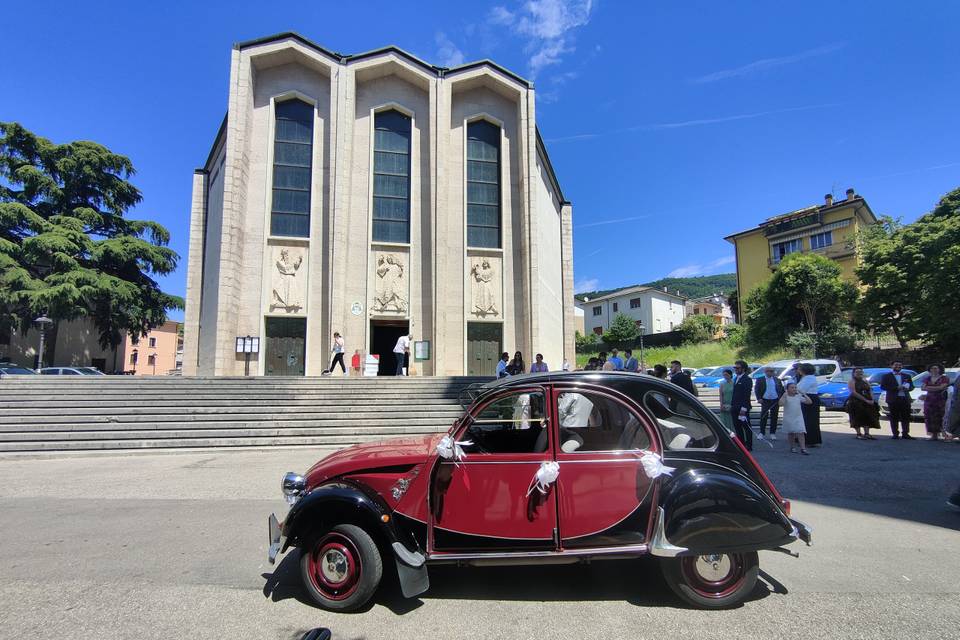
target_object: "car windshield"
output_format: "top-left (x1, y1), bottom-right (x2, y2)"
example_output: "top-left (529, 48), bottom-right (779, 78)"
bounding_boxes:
top-left (1, 366), bottom-right (36, 374)
top-left (752, 367), bottom-right (786, 379)
top-left (693, 368), bottom-right (713, 377)
top-left (77, 367), bottom-right (103, 375)
top-left (829, 369), bottom-right (854, 383)
top-left (912, 371), bottom-right (959, 385)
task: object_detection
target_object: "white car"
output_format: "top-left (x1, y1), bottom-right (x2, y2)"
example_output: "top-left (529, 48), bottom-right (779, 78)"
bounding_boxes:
top-left (879, 369), bottom-right (960, 420)
top-left (39, 366), bottom-right (106, 376)
top-left (751, 358), bottom-right (841, 385)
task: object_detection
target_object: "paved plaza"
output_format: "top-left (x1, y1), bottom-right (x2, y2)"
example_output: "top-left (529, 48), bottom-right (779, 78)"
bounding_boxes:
top-left (0, 418), bottom-right (958, 640)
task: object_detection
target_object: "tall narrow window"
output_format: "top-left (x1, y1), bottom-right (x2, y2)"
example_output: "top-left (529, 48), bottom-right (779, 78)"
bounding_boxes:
top-left (372, 110), bottom-right (411, 243)
top-left (466, 120), bottom-right (501, 248)
top-left (271, 99), bottom-right (313, 237)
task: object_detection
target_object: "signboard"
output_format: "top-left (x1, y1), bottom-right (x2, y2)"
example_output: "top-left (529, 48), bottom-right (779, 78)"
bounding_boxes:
top-left (414, 340), bottom-right (431, 361)
top-left (235, 336), bottom-right (260, 354)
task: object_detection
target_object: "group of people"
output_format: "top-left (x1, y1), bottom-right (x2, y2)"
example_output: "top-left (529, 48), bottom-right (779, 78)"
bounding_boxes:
top-left (323, 331), bottom-right (414, 376)
top-left (582, 348), bottom-right (642, 372)
top-left (717, 361), bottom-right (821, 455)
top-left (496, 351), bottom-right (571, 378)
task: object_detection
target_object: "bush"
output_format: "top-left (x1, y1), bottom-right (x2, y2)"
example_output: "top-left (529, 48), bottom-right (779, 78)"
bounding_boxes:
top-left (678, 315), bottom-right (717, 344)
top-left (785, 330), bottom-right (817, 358)
top-left (602, 313), bottom-right (640, 344)
top-left (723, 323), bottom-right (746, 348)
top-left (575, 330), bottom-right (598, 349)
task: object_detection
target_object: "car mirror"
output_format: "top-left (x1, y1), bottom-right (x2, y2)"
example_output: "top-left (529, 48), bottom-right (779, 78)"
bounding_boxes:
top-left (299, 629), bottom-right (332, 640)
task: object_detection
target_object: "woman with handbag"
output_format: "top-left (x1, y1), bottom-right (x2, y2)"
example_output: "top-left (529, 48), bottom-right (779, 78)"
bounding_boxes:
top-left (921, 364), bottom-right (950, 441)
top-left (847, 367), bottom-right (880, 440)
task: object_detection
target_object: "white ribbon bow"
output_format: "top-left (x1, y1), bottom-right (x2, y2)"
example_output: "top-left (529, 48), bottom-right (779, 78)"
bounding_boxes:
top-left (437, 435), bottom-right (471, 464)
top-left (527, 461), bottom-right (560, 496)
top-left (640, 451), bottom-right (675, 479)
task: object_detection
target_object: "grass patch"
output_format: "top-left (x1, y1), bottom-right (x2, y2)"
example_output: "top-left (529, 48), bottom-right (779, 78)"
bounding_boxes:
top-left (575, 342), bottom-right (794, 370)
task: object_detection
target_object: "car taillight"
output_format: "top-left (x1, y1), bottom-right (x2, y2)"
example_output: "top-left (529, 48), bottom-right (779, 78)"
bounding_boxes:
top-left (730, 433), bottom-right (788, 509)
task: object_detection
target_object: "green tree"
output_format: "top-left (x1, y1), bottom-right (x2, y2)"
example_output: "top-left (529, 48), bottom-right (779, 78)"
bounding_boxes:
top-left (726, 288), bottom-right (739, 323)
top-left (745, 252), bottom-right (856, 353)
top-left (0, 122), bottom-right (182, 348)
top-left (602, 312), bottom-right (640, 344)
top-left (677, 314), bottom-right (716, 344)
top-left (722, 322), bottom-right (746, 348)
top-left (575, 330), bottom-right (598, 349)
top-left (854, 216), bottom-right (918, 348)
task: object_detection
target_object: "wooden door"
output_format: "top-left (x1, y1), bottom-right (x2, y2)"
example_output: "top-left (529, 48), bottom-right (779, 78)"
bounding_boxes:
top-left (467, 322), bottom-right (501, 376)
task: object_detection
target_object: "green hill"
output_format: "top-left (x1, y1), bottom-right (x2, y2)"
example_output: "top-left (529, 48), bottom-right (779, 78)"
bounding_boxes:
top-left (575, 273), bottom-right (736, 301)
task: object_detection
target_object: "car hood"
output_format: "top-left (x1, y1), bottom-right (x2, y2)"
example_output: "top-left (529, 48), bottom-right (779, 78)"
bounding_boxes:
top-left (817, 382), bottom-right (849, 394)
top-left (304, 433), bottom-right (444, 488)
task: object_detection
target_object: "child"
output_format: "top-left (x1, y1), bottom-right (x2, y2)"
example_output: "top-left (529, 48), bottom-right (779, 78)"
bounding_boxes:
top-left (350, 350), bottom-right (362, 377)
top-left (780, 381), bottom-right (813, 454)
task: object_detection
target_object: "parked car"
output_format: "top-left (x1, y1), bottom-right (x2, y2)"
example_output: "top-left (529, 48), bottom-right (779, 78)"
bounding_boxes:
top-left (39, 366), bottom-right (106, 376)
top-left (818, 367), bottom-right (918, 411)
top-left (0, 363), bottom-right (37, 377)
top-left (692, 366), bottom-right (725, 387)
top-left (879, 369), bottom-right (960, 420)
top-left (702, 363), bottom-right (763, 389)
top-left (751, 359), bottom-right (840, 385)
top-left (268, 371), bottom-right (811, 612)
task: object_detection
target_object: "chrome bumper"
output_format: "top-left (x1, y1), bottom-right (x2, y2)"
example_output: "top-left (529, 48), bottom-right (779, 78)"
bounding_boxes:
top-left (790, 518), bottom-right (813, 545)
top-left (268, 513), bottom-right (286, 564)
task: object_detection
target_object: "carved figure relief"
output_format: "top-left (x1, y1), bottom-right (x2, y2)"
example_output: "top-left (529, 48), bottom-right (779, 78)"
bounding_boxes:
top-left (471, 258), bottom-right (499, 317)
top-left (270, 248), bottom-right (305, 312)
top-left (374, 252), bottom-right (408, 313)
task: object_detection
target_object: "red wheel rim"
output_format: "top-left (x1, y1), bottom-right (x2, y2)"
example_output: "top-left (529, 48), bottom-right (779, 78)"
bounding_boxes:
top-left (680, 553), bottom-right (746, 599)
top-left (306, 532), bottom-right (362, 601)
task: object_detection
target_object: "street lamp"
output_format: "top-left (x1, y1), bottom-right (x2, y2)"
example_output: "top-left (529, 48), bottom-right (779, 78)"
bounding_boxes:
top-left (32, 315), bottom-right (53, 370)
top-left (637, 322), bottom-right (645, 373)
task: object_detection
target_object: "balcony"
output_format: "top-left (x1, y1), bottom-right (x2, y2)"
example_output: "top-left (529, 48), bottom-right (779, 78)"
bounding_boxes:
top-left (768, 242), bottom-right (856, 269)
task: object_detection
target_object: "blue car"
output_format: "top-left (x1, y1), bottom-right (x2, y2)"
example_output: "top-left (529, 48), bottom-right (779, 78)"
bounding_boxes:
top-left (703, 363), bottom-right (762, 388)
top-left (817, 367), bottom-right (917, 410)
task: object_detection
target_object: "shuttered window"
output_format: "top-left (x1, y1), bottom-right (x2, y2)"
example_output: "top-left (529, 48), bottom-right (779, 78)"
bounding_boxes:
top-left (271, 100), bottom-right (314, 237)
top-left (372, 110), bottom-right (411, 243)
top-left (466, 120), bottom-right (501, 248)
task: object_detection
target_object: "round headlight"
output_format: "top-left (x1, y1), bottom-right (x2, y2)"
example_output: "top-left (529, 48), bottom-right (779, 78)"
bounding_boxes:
top-left (281, 471), bottom-right (305, 498)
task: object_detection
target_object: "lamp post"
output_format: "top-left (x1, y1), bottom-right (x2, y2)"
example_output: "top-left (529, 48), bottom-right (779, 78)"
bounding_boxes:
top-left (637, 322), bottom-right (645, 372)
top-left (32, 315), bottom-right (53, 370)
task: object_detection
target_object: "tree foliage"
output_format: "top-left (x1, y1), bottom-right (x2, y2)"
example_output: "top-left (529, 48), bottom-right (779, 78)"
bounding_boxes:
top-left (744, 252), bottom-right (856, 353)
top-left (856, 187), bottom-right (960, 353)
top-left (602, 312), bottom-right (640, 344)
top-left (678, 314), bottom-right (716, 344)
top-left (0, 122), bottom-right (182, 348)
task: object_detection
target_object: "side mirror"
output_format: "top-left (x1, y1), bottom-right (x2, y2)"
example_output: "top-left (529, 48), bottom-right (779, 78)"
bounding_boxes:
top-left (300, 629), bottom-right (332, 640)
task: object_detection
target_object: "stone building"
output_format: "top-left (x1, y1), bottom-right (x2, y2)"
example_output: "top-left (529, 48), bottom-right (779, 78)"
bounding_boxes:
top-left (182, 33), bottom-right (575, 377)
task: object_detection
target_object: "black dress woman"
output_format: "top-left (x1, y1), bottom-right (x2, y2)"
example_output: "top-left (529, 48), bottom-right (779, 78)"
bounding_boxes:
top-left (847, 367), bottom-right (880, 439)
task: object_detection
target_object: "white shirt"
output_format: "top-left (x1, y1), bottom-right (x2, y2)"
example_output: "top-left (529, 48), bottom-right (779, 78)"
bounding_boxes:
top-left (763, 376), bottom-right (779, 400)
top-left (393, 335), bottom-right (410, 354)
top-left (796, 375), bottom-right (819, 395)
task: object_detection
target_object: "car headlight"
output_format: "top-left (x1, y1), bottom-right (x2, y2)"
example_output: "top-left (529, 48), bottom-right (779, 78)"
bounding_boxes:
top-left (281, 471), bottom-right (305, 505)
top-left (821, 393), bottom-right (832, 398)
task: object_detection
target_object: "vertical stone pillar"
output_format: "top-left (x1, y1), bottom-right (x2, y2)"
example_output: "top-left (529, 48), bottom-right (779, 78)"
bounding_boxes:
top-left (181, 170), bottom-right (207, 376)
top-left (560, 202), bottom-right (575, 367)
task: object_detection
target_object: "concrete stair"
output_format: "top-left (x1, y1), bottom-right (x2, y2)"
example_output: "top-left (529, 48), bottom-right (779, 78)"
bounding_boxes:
top-left (0, 376), bottom-right (489, 453)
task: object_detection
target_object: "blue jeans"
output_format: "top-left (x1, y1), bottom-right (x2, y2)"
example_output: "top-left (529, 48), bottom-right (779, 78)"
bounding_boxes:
top-left (395, 352), bottom-right (406, 376)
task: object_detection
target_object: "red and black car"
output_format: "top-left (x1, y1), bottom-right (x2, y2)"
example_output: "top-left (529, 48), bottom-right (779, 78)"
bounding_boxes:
top-left (268, 371), bottom-right (811, 611)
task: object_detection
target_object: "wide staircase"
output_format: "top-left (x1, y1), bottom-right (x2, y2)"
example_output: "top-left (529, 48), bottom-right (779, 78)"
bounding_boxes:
top-left (0, 376), bottom-right (489, 454)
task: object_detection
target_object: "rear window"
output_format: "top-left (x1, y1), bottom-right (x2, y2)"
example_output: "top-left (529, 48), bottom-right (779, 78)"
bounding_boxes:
top-left (643, 388), bottom-right (717, 450)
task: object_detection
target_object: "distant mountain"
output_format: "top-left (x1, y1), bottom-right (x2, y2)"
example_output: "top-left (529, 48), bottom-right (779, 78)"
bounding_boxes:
top-left (575, 273), bottom-right (736, 302)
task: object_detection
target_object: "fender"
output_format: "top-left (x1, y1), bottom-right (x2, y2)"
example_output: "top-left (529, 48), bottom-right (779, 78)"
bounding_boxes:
top-left (281, 481), bottom-right (429, 598)
top-left (658, 467), bottom-right (796, 555)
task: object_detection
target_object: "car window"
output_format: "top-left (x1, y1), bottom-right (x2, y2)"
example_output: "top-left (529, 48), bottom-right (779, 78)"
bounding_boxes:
top-left (643, 388), bottom-right (718, 450)
top-left (556, 392), bottom-right (650, 453)
top-left (815, 364), bottom-right (836, 376)
top-left (830, 369), bottom-right (853, 383)
top-left (463, 391), bottom-right (547, 454)
top-left (62, 369), bottom-right (81, 375)
top-left (40, 369), bottom-right (59, 375)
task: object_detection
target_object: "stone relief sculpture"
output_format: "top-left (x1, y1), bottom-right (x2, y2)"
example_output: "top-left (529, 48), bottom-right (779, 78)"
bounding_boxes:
top-left (374, 253), bottom-right (407, 313)
top-left (471, 258), bottom-right (499, 317)
top-left (270, 248), bottom-right (304, 312)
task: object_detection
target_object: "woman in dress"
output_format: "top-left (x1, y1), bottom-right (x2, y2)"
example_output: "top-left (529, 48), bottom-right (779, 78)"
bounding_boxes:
top-left (796, 363), bottom-right (822, 446)
top-left (847, 367), bottom-right (880, 440)
top-left (718, 369), bottom-right (735, 431)
top-left (944, 375), bottom-right (960, 442)
top-left (921, 364), bottom-right (950, 441)
top-left (780, 381), bottom-right (813, 454)
top-left (507, 351), bottom-right (526, 376)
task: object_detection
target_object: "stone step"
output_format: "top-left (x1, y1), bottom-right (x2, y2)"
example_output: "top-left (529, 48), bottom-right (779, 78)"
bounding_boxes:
top-left (0, 433), bottom-right (410, 452)
top-left (0, 424), bottom-right (446, 442)
top-left (0, 412), bottom-right (460, 430)
top-left (0, 414), bottom-right (456, 431)
top-left (0, 404), bottom-right (462, 420)
top-left (0, 397), bottom-right (466, 410)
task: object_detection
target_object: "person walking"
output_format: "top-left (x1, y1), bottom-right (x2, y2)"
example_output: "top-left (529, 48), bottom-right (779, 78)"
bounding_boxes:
top-left (755, 367), bottom-right (784, 441)
top-left (847, 367), bottom-right (880, 439)
top-left (796, 363), bottom-right (822, 446)
top-left (530, 353), bottom-right (549, 373)
top-left (496, 352), bottom-right (511, 378)
top-left (780, 381), bottom-right (813, 454)
top-left (730, 360), bottom-right (754, 450)
top-left (922, 364), bottom-right (950, 441)
top-left (718, 369), bottom-right (735, 431)
top-left (668, 360), bottom-right (695, 395)
top-left (392, 333), bottom-right (412, 376)
top-left (880, 360), bottom-right (915, 439)
top-left (507, 351), bottom-right (525, 376)
top-left (623, 349), bottom-right (638, 373)
top-left (326, 332), bottom-right (346, 375)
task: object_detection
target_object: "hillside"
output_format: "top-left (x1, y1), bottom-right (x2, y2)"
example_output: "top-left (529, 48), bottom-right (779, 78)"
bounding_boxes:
top-left (575, 273), bottom-right (736, 301)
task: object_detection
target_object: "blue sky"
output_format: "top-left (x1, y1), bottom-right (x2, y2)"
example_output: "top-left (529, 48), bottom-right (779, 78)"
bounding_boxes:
top-left (3, 1), bottom-right (959, 319)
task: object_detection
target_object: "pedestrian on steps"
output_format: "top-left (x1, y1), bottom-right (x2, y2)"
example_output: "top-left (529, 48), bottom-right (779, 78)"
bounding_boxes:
top-left (326, 332), bottom-right (346, 375)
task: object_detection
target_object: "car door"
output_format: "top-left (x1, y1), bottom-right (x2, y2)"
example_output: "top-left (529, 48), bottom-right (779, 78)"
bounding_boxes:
top-left (430, 386), bottom-right (558, 552)
top-left (552, 385), bottom-right (661, 549)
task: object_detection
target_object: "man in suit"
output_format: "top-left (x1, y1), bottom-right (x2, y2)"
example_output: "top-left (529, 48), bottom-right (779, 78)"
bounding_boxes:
top-left (880, 360), bottom-right (915, 439)
top-left (730, 360), bottom-right (754, 450)
top-left (755, 366), bottom-right (785, 441)
top-left (669, 360), bottom-right (696, 394)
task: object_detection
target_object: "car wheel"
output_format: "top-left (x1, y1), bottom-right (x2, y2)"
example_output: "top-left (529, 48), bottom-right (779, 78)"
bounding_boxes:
top-left (300, 524), bottom-right (383, 612)
top-left (661, 551), bottom-right (759, 609)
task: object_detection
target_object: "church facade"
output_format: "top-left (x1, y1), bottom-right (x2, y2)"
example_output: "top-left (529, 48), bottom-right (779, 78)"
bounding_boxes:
top-left (182, 33), bottom-right (575, 377)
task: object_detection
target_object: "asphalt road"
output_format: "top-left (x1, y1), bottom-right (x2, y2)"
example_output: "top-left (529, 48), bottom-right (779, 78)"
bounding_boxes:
top-left (0, 417), bottom-right (958, 640)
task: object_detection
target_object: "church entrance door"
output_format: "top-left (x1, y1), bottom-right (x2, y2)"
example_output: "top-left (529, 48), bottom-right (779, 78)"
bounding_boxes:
top-left (264, 317), bottom-right (306, 376)
top-left (467, 322), bottom-right (502, 376)
top-left (370, 320), bottom-right (409, 376)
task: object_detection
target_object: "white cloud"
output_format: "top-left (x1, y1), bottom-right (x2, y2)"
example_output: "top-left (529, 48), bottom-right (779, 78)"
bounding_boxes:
top-left (667, 255), bottom-right (735, 278)
top-left (575, 215), bottom-right (650, 229)
top-left (490, 0), bottom-right (594, 78)
top-left (691, 43), bottom-right (844, 84)
top-left (435, 31), bottom-right (465, 67)
top-left (574, 277), bottom-right (600, 294)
